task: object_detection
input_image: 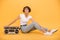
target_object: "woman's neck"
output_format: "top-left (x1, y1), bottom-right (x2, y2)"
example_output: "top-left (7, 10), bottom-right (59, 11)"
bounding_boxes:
top-left (24, 13), bottom-right (29, 17)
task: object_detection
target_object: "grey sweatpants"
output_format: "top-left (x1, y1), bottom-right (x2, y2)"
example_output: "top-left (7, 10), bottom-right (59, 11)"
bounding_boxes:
top-left (20, 22), bottom-right (48, 33)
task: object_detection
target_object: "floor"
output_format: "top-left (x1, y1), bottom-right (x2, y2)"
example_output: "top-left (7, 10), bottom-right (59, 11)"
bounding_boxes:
top-left (0, 27), bottom-right (60, 40)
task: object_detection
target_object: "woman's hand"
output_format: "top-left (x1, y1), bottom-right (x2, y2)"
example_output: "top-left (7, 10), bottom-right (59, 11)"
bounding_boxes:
top-left (30, 18), bottom-right (35, 22)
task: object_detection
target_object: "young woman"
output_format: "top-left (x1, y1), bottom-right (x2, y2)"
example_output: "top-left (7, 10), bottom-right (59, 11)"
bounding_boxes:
top-left (7, 6), bottom-right (57, 35)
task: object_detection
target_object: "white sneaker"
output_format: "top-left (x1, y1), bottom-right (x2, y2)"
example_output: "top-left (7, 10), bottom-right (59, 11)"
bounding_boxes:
top-left (44, 32), bottom-right (52, 36)
top-left (44, 29), bottom-right (57, 36)
top-left (50, 29), bottom-right (57, 33)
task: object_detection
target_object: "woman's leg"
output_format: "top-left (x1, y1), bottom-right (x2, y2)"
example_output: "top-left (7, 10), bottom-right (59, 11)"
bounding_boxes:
top-left (21, 22), bottom-right (36, 33)
top-left (21, 22), bottom-right (57, 35)
top-left (21, 22), bottom-right (48, 33)
top-left (32, 22), bottom-right (57, 35)
top-left (30, 22), bottom-right (48, 33)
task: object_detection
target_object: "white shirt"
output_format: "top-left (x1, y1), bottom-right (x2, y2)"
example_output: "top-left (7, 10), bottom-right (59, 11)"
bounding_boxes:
top-left (20, 13), bottom-right (32, 25)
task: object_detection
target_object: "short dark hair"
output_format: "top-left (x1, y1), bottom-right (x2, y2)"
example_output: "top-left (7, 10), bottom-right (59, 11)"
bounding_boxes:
top-left (23, 6), bottom-right (31, 12)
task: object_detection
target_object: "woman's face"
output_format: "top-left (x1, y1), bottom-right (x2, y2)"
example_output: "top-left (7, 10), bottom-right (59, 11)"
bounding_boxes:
top-left (24, 8), bottom-right (29, 14)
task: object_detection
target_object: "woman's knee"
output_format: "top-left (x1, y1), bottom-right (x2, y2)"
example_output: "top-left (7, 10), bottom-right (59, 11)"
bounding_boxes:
top-left (33, 22), bottom-right (37, 25)
top-left (31, 22), bottom-right (37, 25)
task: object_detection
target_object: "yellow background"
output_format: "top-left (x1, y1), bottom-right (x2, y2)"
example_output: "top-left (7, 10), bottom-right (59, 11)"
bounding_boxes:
top-left (0, 0), bottom-right (60, 40)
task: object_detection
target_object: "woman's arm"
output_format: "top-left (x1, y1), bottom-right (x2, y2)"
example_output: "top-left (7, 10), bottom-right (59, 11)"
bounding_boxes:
top-left (7, 15), bottom-right (20, 26)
